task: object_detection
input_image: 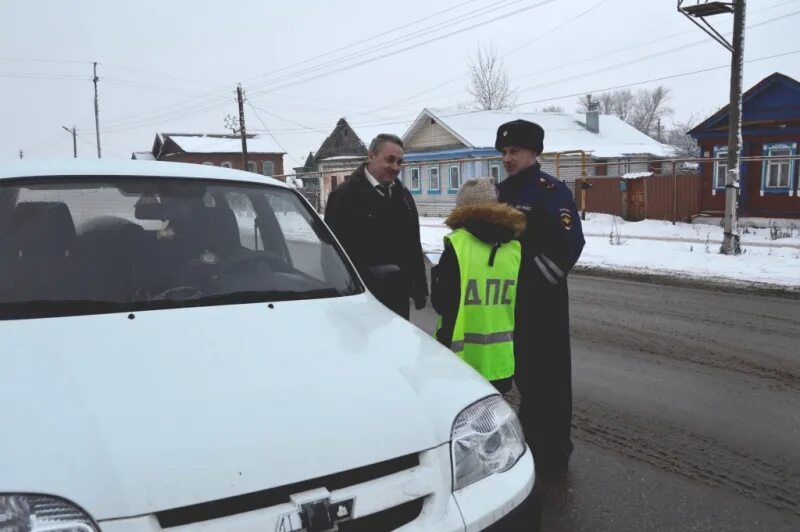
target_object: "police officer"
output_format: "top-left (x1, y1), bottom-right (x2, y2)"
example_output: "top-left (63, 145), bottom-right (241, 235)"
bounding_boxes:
top-left (495, 119), bottom-right (585, 478)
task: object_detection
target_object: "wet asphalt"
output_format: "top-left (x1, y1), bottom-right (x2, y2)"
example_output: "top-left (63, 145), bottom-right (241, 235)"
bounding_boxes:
top-left (411, 272), bottom-right (800, 532)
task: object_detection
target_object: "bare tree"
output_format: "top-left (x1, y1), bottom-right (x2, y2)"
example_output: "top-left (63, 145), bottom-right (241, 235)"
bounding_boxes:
top-left (667, 119), bottom-right (699, 158)
top-left (629, 86), bottom-right (673, 137)
top-left (466, 46), bottom-right (517, 111)
top-left (540, 105), bottom-right (565, 112)
top-left (576, 94), bottom-right (594, 113)
top-left (576, 86), bottom-right (673, 138)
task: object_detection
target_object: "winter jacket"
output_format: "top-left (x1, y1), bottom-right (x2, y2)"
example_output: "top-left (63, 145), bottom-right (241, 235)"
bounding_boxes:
top-left (431, 201), bottom-right (526, 392)
top-left (496, 161), bottom-right (585, 475)
top-left (324, 164), bottom-right (428, 316)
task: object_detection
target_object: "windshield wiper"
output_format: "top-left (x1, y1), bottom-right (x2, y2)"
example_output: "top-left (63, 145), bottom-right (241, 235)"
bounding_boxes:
top-left (0, 299), bottom-right (135, 320)
top-left (187, 288), bottom-right (342, 306)
top-left (0, 288), bottom-right (343, 320)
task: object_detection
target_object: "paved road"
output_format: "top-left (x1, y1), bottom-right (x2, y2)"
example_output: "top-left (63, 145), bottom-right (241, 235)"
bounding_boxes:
top-left (411, 273), bottom-right (800, 531)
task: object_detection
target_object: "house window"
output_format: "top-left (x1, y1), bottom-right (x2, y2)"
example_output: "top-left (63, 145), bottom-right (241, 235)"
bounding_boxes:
top-left (202, 161), bottom-right (214, 166)
top-left (221, 161), bottom-right (232, 169)
top-left (247, 161), bottom-right (258, 173)
top-left (489, 163), bottom-right (501, 183)
top-left (263, 161), bottom-right (274, 176)
top-left (761, 142), bottom-right (796, 192)
top-left (713, 146), bottom-right (728, 190)
top-left (449, 164), bottom-right (460, 191)
top-left (428, 167), bottom-right (440, 192)
top-left (409, 167), bottom-right (421, 191)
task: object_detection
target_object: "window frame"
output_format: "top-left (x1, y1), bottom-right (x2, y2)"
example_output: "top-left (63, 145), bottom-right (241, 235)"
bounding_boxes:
top-left (408, 166), bottom-right (421, 193)
top-left (712, 146), bottom-right (728, 191)
top-left (489, 163), bottom-right (501, 183)
top-left (428, 166), bottom-right (440, 194)
top-left (761, 142), bottom-right (796, 194)
top-left (448, 164), bottom-right (460, 193)
top-left (220, 161), bottom-right (233, 169)
top-left (247, 161), bottom-right (258, 173)
top-left (262, 161), bottom-right (275, 177)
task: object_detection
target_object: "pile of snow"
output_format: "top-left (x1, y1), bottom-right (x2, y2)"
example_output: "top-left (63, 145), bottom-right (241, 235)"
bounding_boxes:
top-left (419, 213), bottom-right (800, 289)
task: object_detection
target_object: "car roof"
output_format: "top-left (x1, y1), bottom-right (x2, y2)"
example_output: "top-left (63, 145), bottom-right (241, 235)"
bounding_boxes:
top-left (0, 159), bottom-right (289, 188)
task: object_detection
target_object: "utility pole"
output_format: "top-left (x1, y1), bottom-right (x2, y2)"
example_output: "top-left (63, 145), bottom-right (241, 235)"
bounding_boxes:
top-left (93, 62), bottom-right (102, 158)
top-left (724, 0), bottom-right (745, 255)
top-left (236, 84), bottom-right (248, 170)
top-left (678, 0), bottom-right (745, 255)
top-left (62, 126), bottom-right (77, 158)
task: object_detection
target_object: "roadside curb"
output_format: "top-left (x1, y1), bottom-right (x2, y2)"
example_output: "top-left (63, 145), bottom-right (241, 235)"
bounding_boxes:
top-left (573, 265), bottom-right (800, 299)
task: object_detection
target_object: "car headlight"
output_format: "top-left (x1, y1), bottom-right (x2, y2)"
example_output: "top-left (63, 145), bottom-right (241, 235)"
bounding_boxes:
top-left (0, 494), bottom-right (98, 532)
top-left (450, 395), bottom-right (526, 491)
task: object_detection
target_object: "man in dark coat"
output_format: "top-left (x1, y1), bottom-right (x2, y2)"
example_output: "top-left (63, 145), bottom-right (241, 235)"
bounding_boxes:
top-left (324, 134), bottom-right (428, 319)
top-left (495, 119), bottom-right (585, 478)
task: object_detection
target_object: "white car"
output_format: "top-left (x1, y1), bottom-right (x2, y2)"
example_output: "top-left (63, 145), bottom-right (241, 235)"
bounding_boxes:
top-left (0, 160), bottom-right (535, 532)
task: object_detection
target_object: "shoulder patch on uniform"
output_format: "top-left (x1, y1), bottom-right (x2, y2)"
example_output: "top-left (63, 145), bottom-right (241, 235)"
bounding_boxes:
top-left (559, 208), bottom-right (573, 230)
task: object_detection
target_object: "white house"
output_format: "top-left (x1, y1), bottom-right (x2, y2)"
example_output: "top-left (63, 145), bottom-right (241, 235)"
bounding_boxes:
top-left (400, 108), bottom-right (674, 216)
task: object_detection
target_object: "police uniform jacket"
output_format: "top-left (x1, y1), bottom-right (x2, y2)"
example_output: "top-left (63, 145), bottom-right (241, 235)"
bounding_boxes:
top-left (496, 162), bottom-right (585, 467)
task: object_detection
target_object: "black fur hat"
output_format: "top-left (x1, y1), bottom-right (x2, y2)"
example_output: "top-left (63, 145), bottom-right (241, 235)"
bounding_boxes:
top-left (495, 119), bottom-right (544, 154)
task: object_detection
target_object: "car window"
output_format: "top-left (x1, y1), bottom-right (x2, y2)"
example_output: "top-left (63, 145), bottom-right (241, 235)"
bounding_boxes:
top-left (0, 176), bottom-right (362, 319)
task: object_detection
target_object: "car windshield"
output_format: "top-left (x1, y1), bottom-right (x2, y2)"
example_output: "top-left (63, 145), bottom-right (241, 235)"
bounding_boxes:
top-left (0, 176), bottom-right (362, 319)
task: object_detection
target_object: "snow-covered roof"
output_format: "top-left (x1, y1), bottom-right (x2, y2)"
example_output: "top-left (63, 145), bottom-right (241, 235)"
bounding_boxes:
top-left (0, 159), bottom-right (289, 188)
top-left (318, 155), bottom-right (366, 161)
top-left (164, 134), bottom-right (284, 154)
top-left (404, 109), bottom-right (674, 158)
top-left (622, 171), bottom-right (654, 179)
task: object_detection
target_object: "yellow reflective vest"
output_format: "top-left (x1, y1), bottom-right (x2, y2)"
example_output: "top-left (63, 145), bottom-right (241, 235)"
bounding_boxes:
top-left (436, 228), bottom-right (521, 381)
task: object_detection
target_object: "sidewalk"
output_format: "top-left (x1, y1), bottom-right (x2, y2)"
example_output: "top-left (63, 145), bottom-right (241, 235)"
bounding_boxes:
top-left (419, 213), bottom-right (800, 291)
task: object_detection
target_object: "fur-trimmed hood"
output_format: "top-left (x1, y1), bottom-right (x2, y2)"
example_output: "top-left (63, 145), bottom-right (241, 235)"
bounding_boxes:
top-left (445, 202), bottom-right (526, 245)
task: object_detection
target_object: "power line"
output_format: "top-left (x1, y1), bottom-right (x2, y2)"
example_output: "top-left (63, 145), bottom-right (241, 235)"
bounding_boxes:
top-left (241, 0), bottom-right (489, 86)
top-left (96, 0), bottom-right (554, 134)
top-left (261, 48), bottom-right (800, 135)
top-left (91, 0), bottom-right (525, 132)
top-left (352, 0), bottom-right (611, 118)
top-left (247, 0), bottom-right (556, 99)
top-left (387, 3), bottom-right (800, 110)
top-left (246, 102), bottom-right (302, 166)
top-left (245, 0), bottom-right (524, 91)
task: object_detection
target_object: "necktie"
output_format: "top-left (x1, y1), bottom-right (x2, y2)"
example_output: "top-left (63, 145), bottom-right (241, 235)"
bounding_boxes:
top-left (377, 184), bottom-right (391, 199)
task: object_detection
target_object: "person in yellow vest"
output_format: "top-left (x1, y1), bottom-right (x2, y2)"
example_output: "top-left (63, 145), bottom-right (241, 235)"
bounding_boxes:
top-left (431, 178), bottom-right (526, 393)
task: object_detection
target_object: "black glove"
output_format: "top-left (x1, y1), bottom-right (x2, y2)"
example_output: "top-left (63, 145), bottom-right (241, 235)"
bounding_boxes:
top-left (413, 292), bottom-right (427, 310)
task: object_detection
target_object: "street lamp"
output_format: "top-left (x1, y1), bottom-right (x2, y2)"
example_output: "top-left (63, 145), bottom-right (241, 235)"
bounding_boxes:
top-left (678, 0), bottom-right (745, 255)
top-left (61, 126), bottom-right (77, 158)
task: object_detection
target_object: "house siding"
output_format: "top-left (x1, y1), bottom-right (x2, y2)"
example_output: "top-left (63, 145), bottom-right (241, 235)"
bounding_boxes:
top-left (160, 152), bottom-right (285, 179)
top-left (406, 121), bottom-right (464, 151)
top-left (699, 132), bottom-right (800, 217)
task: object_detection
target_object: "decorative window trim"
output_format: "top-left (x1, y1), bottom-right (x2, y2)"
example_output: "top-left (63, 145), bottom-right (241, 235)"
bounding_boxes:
top-left (428, 166), bottom-right (441, 194)
top-left (489, 163), bottom-right (501, 182)
top-left (408, 166), bottom-right (421, 193)
top-left (263, 161), bottom-right (275, 176)
top-left (448, 164), bottom-right (460, 193)
top-left (202, 161), bottom-right (214, 166)
top-left (220, 161), bottom-right (233, 168)
top-left (247, 161), bottom-right (258, 173)
top-left (712, 146), bottom-right (728, 195)
top-left (760, 142), bottom-right (796, 196)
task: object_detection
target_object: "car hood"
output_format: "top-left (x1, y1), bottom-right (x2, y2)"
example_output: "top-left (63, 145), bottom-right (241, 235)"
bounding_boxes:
top-left (0, 294), bottom-right (494, 520)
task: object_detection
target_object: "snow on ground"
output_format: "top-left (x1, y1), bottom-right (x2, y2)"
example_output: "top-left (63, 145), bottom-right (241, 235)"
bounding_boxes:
top-left (420, 213), bottom-right (800, 289)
